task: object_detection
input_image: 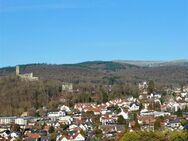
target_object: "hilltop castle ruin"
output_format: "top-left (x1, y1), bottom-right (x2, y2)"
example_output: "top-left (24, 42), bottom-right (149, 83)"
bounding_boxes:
top-left (16, 65), bottom-right (39, 81)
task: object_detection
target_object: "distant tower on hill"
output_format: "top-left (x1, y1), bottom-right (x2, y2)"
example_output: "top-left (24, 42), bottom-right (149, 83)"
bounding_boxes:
top-left (16, 65), bottom-right (20, 75)
top-left (15, 65), bottom-right (38, 81)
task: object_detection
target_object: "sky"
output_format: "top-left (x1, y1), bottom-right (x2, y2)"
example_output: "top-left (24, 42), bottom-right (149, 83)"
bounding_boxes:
top-left (0, 0), bottom-right (188, 67)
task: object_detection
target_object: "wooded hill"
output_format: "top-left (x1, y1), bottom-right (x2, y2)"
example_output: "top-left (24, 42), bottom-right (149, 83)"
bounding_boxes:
top-left (0, 60), bottom-right (188, 85)
top-left (0, 60), bottom-right (188, 116)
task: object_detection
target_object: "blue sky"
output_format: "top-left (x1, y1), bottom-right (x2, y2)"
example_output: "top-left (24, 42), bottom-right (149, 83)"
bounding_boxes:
top-left (0, 0), bottom-right (187, 67)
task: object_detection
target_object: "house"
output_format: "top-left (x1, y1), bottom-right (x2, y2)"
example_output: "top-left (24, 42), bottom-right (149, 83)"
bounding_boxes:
top-left (43, 125), bottom-right (50, 133)
top-left (40, 136), bottom-right (50, 141)
top-left (101, 108), bottom-right (109, 115)
top-left (167, 118), bottom-right (183, 130)
top-left (184, 124), bottom-right (188, 130)
top-left (0, 117), bottom-right (16, 125)
top-left (153, 111), bottom-right (170, 117)
top-left (74, 103), bottom-right (97, 112)
top-left (140, 109), bottom-right (152, 116)
top-left (185, 97), bottom-right (188, 102)
top-left (138, 115), bottom-right (155, 125)
top-left (59, 116), bottom-right (73, 125)
top-left (100, 114), bottom-right (116, 125)
top-left (161, 104), bottom-right (168, 111)
top-left (167, 101), bottom-right (181, 112)
top-left (47, 111), bottom-right (66, 120)
top-left (73, 133), bottom-right (85, 141)
top-left (21, 112), bottom-right (29, 117)
top-left (141, 124), bottom-right (154, 132)
top-left (147, 93), bottom-right (161, 99)
top-left (181, 93), bottom-right (188, 98)
top-left (118, 109), bottom-right (128, 120)
top-left (24, 133), bottom-right (41, 141)
top-left (10, 136), bottom-right (18, 141)
top-left (59, 105), bottom-right (71, 113)
top-left (139, 89), bottom-right (148, 100)
top-left (24, 131), bottom-right (50, 141)
top-left (88, 107), bottom-right (101, 115)
top-left (79, 124), bottom-right (87, 132)
top-left (55, 122), bottom-right (61, 128)
top-left (176, 96), bottom-right (183, 102)
top-left (58, 133), bottom-right (85, 141)
top-left (58, 135), bottom-right (71, 141)
top-left (101, 125), bottom-right (117, 138)
top-left (183, 112), bottom-right (188, 120)
top-left (138, 115), bottom-right (155, 132)
top-left (129, 103), bottom-right (139, 111)
top-left (10, 132), bottom-right (19, 138)
top-left (127, 96), bottom-right (134, 102)
top-left (139, 81), bottom-right (148, 90)
top-left (0, 130), bottom-right (11, 139)
top-left (0, 135), bottom-right (10, 141)
top-left (69, 124), bottom-right (79, 131)
top-left (15, 117), bottom-right (33, 126)
top-left (154, 93), bottom-right (161, 99)
top-left (114, 125), bottom-right (126, 133)
top-left (62, 83), bottom-right (73, 92)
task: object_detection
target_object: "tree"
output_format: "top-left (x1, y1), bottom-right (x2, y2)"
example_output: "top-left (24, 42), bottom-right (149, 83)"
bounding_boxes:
top-left (169, 130), bottom-right (188, 141)
top-left (160, 96), bottom-right (165, 105)
top-left (108, 105), bottom-right (121, 114)
top-left (49, 126), bottom-right (55, 133)
top-left (50, 133), bottom-right (57, 141)
top-left (120, 131), bottom-right (141, 141)
top-left (120, 130), bottom-right (188, 141)
top-left (117, 115), bottom-right (126, 124)
top-left (183, 106), bottom-right (188, 112)
top-left (83, 111), bottom-right (94, 118)
top-left (41, 122), bottom-right (47, 129)
top-left (180, 83), bottom-right (184, 92)
top-left (60, 124), bottom-right (69, 131)
top-left (95, 128), bottom-right (103, 139)
top-left (148, 80), bottom-right (155, 94)
top-left (175, 108), bottom-right (183, 117)
top-left (139, 103), bottom-right (143, 111)
top-left (10, 124), bottom-right (20, 132)
top-left (133, 121), bottom-right (140, 130)
top-left (154, 118), bottom-right (162, 130)
top-left (102, 92), bottom-right (108, 103)
top-left (80, 129), bottom-right (86, 137)
top-left (154, 102), bottom-right (161, 111)
top-left (181, 119), bottom-right (188, 126)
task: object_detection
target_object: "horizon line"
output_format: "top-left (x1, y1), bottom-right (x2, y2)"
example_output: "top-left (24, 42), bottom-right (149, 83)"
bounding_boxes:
top-left (1, 58), bottom-right (188, 69)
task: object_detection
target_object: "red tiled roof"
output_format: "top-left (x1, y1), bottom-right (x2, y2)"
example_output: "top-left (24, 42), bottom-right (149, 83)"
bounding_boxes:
top-left (138, 116), bottom-right (155, 124)
top-left (44, 125), bottom-right (50, 130)
top-left (26, 133), bottom-right (41, 139)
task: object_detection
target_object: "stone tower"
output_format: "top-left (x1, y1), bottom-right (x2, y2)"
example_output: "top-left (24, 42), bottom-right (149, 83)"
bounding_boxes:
top-left (16, 65), bottom-right (19, 75)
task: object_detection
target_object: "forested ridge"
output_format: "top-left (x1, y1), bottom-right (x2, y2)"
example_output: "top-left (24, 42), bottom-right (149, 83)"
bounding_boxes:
top-left (0, 61), bottom-right (188, 116)
top-left (0, 75), bottom-right (63, 116)
top-left (0, 75), bottom-right (139, 116)
top-left (0, 61), bottom-right (188, 85)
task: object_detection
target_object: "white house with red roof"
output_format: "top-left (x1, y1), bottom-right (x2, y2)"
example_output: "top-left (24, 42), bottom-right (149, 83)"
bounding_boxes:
top-left (58, 133), bottom-right (85, 141)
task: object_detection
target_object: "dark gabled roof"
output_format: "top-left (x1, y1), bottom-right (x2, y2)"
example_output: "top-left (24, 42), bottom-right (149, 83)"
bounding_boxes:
top-left (183, 112), bottom-right (188, 115)
top-left (40, 135), bottom-right (50, 140)
top-left (169, 118), bottom-right (180, 124)
top-left (130, 102), bottom-right (139, 107)
top-left (184, 124), bottom-right (188, 129)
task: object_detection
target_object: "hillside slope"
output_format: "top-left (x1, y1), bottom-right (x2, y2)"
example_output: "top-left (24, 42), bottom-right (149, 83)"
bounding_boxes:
top-left (0, 61), bottom-right (188, 85)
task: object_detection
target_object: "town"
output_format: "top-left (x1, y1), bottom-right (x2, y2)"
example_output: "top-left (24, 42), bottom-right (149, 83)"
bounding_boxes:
top-left (1, 0), bottom-right (187, 140)
top-left (0, 80), bottom-right (188, 141)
